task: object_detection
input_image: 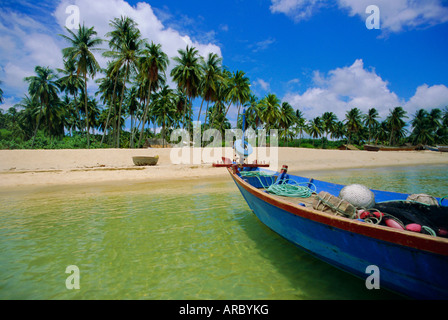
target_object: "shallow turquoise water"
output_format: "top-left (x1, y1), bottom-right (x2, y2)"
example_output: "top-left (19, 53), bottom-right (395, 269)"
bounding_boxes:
top-left (1, 165), bottom-right (446, 300)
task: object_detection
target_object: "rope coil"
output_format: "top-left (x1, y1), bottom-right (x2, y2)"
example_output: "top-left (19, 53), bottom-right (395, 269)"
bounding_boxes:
top-left (240, 171), bottom-right (315, 198)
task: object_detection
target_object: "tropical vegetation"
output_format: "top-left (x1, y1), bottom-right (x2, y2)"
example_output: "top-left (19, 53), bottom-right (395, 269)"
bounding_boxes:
top-left (0, 16), bottom-right (447, 150)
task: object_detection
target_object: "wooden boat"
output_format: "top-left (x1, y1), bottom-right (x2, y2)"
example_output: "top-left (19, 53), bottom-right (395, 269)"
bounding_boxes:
top-left (364, 144), bottom-right (418, 152)
top-left (423, 146), bottom-right (448, 152)
top-left (338, 144), bottom-right (359, 151)
top-left (424, 145), bottom-right (439, 152)
top-left (212, 157), bottom-right (269, 168)
top-left (132, 155), bottom-right (159, 166)
top-left (228, 165), bottom-right (448, 299)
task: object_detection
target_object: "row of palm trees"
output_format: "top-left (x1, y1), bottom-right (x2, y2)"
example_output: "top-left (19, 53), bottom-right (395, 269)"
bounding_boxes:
top-left (241, 96), bottom-right (448, 147)
top-left (1, 16), bottom-right (447, 148)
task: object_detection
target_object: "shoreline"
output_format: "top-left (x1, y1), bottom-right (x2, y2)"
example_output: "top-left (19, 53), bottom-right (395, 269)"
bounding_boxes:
top-left (0, 147), bottom-right (447, 189)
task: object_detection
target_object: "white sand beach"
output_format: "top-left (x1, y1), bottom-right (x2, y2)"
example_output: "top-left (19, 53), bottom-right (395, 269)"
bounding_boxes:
top-left (0, 147), bottom-right (447, 188)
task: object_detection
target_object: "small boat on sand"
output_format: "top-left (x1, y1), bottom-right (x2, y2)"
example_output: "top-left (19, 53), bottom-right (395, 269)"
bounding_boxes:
top-left (364, 144), bottom-right (418, 152)
top-left (132, 155), bottom-right (159, 166)
top-left (228, 164), bottom-right (448, 299)
top-left (212, 157), bottom-right (269, 168)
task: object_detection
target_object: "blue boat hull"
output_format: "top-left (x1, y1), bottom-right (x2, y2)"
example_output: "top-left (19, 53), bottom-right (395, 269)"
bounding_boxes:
top-left (230, 168), bottom-right (448, 299)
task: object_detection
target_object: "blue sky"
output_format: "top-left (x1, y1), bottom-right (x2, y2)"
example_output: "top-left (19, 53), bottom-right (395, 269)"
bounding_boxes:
top-left (1, 0), bottom-right (448, 125)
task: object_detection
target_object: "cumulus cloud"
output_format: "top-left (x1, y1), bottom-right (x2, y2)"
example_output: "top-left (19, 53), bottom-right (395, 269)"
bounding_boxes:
top-left (270, 0), bottom-right (448, 32)
top-left (284, 59), bottom-right (402, 120)
top-left (338, 0), bottom-right (448, 33)
top-left (404, 84), bottom-right (448, 116)
top-left (284, 59), bottom-right (448, 122)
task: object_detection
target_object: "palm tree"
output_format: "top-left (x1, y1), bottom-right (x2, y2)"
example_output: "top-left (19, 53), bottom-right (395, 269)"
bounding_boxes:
top-left (12, 95), bottom-right (40, 140)
top-left (438, 107), bottom-right (448, 144)
top-left (24, 66), bottom-right (60, 147)
top-left (198, 53), bottom-right (223, 124)
top-left (245, 94), bottom-right (263, 130)
top-left (60, 23), bottom-right (103, 148)
top-left (104, 16), bottom-right (143, 147)
top-left (442, 107), bottom-right (448, 127)
top-left (410, 109), bottom-right (429, 145)
top-left (207, 102), bottom-right (230, 134)
top-left (428, 108), bottom-right (442, 133)
top-left (332, 121), bottom-right (346, 141)
top-left (170, 45), bottom-right (203, 131)
top-left (363, 108), bottom-right (379, 143)
top-left (345, 108), bottom-right (363, 146)
top-left (386, 106), bottom-right (407, 146)
top-left (208, 69), bottom-right (231, 130)
top-left (223, 70), bottom-right (251, 127)
top-left (61, 95), bottom-right (79, 136)
top-left (279, 102), bottom-right (296, 146)
top-left (152, 86), bottom-right (176, 147)
top-left (96, 63), bottom-right (125, 145)
top-left (259, 93), bottom-right (281, 132)
top-left (307, 117), bottom-right (323, 145)
top-left (294, 109), bottom-right (306, 146)
top-left (57, 58), bottom-right (85, 132)
top-left (126, 85), bottom-right (140, 148)
top-left (138, 41), bottom-right (169, 148)
top-left (321, 111), bottom-right (338, 147)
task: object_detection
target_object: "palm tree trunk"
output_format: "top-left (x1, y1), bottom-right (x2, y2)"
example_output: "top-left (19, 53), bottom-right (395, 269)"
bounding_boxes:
top-left (84, 73), bottom-right (90, 149)
top-left (116, 63), bottom-right (129, 148)
top-left (162, 120), bottom-right (166, 148)
top-left (203, 101), bottom-right (210, 128)
top-left (101, 74), bottom-right (118, 146)
top-left (31, 106), bottom-right (44, 148)
top-left (73, 92), bottom-right (81, 134)
top-left (223, 102), bottom-right (232, 121)
top-left (197, 98), bottom-right (205, 122)
top-left (138, 79), bottom-right (152, 148)
top-left (130, 112), bottom-right (134, 148)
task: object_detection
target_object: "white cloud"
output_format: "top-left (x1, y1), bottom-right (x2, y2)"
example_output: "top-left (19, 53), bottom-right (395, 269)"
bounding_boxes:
top-left (284, 59), bottom-right (401, 120)
top-left (338, 0), bottom-right (448, 33)
top-left (0, 9), bottom-right (64, 97)
top-left (404, 84), bottom-right (448, 116)
top-left (270, 0), bottom-right (326, 22)
top-left (270, 0), bottom-right (448, 32)
top-left (254, 78), bottom-right (271, 92)
top-left (250, 37), bottom-right (276, 52)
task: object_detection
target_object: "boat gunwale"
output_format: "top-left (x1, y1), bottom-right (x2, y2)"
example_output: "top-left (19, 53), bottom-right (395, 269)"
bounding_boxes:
top-left (228, 167), bottom-right (448, 256)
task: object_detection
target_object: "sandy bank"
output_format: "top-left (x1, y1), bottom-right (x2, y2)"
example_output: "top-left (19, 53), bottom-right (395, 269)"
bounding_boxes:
top-left (0, 147), bottom-right (447, 188)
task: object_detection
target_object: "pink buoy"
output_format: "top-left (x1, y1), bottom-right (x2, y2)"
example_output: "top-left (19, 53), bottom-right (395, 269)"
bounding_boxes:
top-left (385, 218), bottom-right (404, 230)
top-left (405, 223), bottom-right (422, 233)
top-left (358, 210), bottom-right (369, 219)
top-left (438, 228), bottom-right (448, 237)
top-left (359, 210), bottom-right (383, 219)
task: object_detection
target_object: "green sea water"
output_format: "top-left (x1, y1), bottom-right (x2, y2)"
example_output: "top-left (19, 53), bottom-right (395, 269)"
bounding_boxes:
top-left (0, 165), bottom-right (447, 300)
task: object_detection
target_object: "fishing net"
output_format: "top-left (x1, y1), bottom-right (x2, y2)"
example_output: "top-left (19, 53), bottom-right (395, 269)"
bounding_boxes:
top-left (373, 201), bottom-right (448, 238)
